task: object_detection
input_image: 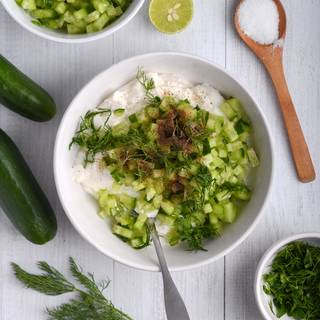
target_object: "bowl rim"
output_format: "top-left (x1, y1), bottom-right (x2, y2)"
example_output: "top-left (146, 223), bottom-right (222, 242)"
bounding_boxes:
top-left (1, 0), bottom-right (145, 43)
top-left (54, 51), bottom-right (275, 272)
top-left (254, 232), bottom-right (320, 320)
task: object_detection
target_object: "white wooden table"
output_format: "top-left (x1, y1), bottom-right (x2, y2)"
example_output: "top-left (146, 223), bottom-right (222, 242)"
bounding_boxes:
top-left (1, 1), bottom-right (319, 319)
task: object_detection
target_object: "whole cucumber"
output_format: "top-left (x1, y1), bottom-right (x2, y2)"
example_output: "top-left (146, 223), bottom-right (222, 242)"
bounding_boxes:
top-left (0, 129), bottom-right (57, 244)
top-left (0, 54), bottom-right (56, 122)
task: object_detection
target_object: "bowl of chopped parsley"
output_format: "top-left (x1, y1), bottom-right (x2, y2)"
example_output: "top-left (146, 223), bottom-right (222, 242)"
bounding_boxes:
top-left (54, 52), bottom-right (274, 271)
top-left (1, 0), bottom-right (144, 43)
top-left (255, 233), bottom-right (320, 320)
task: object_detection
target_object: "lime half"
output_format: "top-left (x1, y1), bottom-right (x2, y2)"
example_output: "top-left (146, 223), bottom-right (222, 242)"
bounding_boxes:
top-left (149, 0), bottom-right (193, 34)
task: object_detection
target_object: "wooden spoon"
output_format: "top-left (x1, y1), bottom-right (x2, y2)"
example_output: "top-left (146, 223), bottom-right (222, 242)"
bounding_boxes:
top-left (234, 0), bottom-right (315, 183)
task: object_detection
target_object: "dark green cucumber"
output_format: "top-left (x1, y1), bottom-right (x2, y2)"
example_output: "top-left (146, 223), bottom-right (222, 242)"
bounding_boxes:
top-left (0, 129), bottom-right (57, 244)
top-left (0, 55), bottom-right (56, 122)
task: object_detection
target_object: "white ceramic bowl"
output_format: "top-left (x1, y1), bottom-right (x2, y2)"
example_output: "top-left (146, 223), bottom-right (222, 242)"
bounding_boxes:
top-left (54, 52), bottom-right (274, 271)
top-left (255, 233), bottom-right (320, 320)
top-left (1, 0), bottom-right (144, 43)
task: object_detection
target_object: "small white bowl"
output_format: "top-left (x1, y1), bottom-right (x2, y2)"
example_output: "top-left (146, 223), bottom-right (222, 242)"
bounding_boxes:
top-left (54, 52), bottom-right (274, 271)
top-left (1, 0), bottom-right (145, 43)
top-left (255, 232), bottom-right (320, 320)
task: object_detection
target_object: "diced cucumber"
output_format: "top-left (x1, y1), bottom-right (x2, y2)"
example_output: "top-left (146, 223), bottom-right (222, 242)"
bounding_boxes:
top-left (223, 122), bottom-right (238, 142)
top-left (98, 189), bottom-right (109, 207)
top-left (64, 10), bottom-right (75, 23)
top-left (92, 0), bottom-right (109, 13)
top-left (206, 118), bottom-right (216, 131)
top-left (134, 213), bottom-right (148, 230)
top-left (152, 194), bottom-right (163, 209)
top-left (22, 0), bottom-right (36, 10)
top-left (128, 113), bottom-right (138, 123)
top-left (203, 153), bottom-right (213, 166)
top-left (223, 202), bottom-right (237, 223)
top-left (160, 200), bottom-right (175, 215)
top-left (32, 9), bottom-right (56, 19)
top-left (247, 148), bottom-right (259, 167)
top-left (211, 157), bottom-right (225, 169)
top-left (74, 8), bottom-right (88, 20)
top-left (54, 2), bottom-right (67, 14)
top-left (146, 123), bottom-right (157, 141)
top-left (91, 13), bottom-right (109, 31)
top-left (189, 163), bottom-right (199, 175)
top-left (130, 237), bottom-right (148, 249)
top-left (146, 106), bottom-right (160, 119)
top-left (221, 102), bottom-right (237, 120)
top-left (114, 213), bottom-right (133, 227)
top-left (177, 101), bottom-right (197, 119)
top-left (216, 190), bottom-right (231, 202)
top-left (226, 98), bottom-right (250, 122)
top-left (212, 203), bottom-right (224, 220)
top-left (235, 119), bottom-right (251, 134)
top-left (229, 149), bottom-right (245, 163)
top-left (166, 228), bottom-right (180, 246)
top-left (132, 180), bottom-right (146, 191)
top-left (233, 165), bottom-right (245, 177)
top-left (119, 194), bottom-right (136, 209)
top-left (209, 214), bottom-right (223, 233)
top-left (84, 10), bottom-right (100, 23)
top-left (112, 225), bottom-right (133, 239)
top-left (227, 141), bottom-right (243, 152)
top-left (153, 179), bottom-right (164, 194)
top-left (233, 187), bottom-right (251, 201)
top-left (203, 203), bottom-right (213, 213)
top-left (112, 121), bottom-right (129, 137)
top-left (146, 187), bottom-right (157, 201)
top-left (157, 213), bottom-right (175, 226)
top-left (159, 96), bottom-right (174, 112)
top-left (218, 148), bottom-right (228, 158)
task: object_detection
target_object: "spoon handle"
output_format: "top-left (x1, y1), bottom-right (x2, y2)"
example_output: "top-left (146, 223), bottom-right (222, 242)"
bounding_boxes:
top-left (264, 56), bottom-right (315, 182)
top-left (151, 230), bottom-right (190, 320)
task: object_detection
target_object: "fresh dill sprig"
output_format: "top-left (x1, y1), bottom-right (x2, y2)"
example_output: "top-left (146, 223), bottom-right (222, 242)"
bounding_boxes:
top-left (70, 108), bottom-right (112, 166)
top-left (12, 257), bottom-right (133, 320)
top-left (136, 68), bottom-right (161, 106)
top-left (12, 261), bottom-right (75, 295)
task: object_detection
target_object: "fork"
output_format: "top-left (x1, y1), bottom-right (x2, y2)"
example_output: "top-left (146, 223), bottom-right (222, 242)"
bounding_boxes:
top-left (132, 211), bottom-right (190, 320)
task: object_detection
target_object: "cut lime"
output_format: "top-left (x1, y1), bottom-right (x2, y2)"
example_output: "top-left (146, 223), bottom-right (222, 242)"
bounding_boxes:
top-left (149, 0), bottom-right (193, 34)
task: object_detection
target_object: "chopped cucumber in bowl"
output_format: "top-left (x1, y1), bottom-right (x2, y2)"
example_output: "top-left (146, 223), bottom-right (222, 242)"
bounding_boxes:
top-left (2, 0), bottom-right (144, 42)
top-left (16, 0), bottom-right (131, 34)
top-left (70, 70), bottom-right (260, 251)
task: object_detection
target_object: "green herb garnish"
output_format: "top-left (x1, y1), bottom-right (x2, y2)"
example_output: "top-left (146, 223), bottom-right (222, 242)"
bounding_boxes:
top-left (263, 241), bottom-right (320, 320)
top-left (12, 257), bottom-right (133, 320)
top-left (69, 108), bottom-right (112, 165)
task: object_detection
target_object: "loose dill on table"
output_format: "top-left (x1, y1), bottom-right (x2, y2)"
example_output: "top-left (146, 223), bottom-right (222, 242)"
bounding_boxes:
top-left (12, 257), bottom-right (133, 320)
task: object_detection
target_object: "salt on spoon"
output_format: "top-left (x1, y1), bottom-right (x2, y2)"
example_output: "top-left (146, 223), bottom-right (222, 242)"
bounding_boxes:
top-left (238, 0), bottom-right (280, 45)
top-left (235, 0), bottom-right (315, 183)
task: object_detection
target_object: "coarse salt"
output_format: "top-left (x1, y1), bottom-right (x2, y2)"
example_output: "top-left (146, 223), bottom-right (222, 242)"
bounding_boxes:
top-left (238, 0), bottom-right (280, 45)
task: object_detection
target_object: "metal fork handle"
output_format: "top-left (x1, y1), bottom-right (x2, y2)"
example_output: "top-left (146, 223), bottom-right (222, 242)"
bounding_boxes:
top-left (151, 230), bottom-right (190, 320)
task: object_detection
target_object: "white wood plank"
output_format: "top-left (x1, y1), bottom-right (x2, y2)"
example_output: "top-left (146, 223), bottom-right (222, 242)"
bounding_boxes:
top-left (225, 1), bottom-right (320, 319)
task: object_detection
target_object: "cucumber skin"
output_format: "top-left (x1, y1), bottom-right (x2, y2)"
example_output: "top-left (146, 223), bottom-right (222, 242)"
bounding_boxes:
top-left (0, 129), bottom-right (57, 244)
top-left (0, 55), bottom-right (56, 122)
